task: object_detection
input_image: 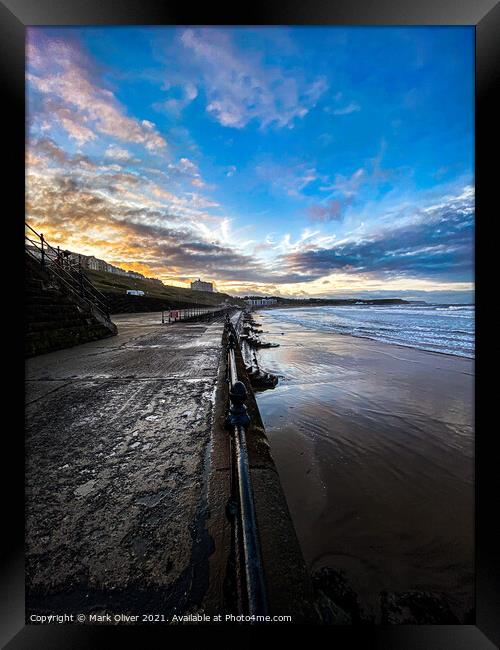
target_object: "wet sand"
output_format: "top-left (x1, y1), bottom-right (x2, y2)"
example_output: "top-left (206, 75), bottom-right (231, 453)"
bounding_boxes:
top-left (253, 311), bottom-right (474, 621)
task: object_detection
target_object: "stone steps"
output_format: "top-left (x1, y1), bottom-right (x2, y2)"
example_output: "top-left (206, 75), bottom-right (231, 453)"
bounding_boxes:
top-left (25, 252), bottom-right (117, 357)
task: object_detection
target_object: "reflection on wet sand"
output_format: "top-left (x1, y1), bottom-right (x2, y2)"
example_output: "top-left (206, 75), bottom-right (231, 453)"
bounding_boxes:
top-left (254, 312), bottom-right (474, 622)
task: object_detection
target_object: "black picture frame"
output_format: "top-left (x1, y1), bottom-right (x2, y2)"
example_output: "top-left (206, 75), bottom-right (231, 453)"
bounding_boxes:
top-left (2, 0), bottom-right (498, 647)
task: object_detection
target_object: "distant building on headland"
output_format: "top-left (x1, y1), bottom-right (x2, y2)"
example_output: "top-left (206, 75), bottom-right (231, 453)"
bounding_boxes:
top-left (65, 252), bottom-right (157, 282)
top-left (27, 245), bottom-right (162, 285)
top-left (71, 253), bottom-right (145, 279)
top-left (244, 296), bottom-right (278, 307)
top-left (191, 278), bottom-right (214, 292)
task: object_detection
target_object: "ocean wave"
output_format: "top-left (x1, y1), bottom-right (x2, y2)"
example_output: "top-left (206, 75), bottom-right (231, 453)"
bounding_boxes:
top-left (267, 304), bottom-right (474, 358)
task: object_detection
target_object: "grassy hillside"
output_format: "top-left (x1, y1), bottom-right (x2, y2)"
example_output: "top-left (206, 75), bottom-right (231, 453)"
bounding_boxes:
top-left (83, 268), bottom-right (245, 308)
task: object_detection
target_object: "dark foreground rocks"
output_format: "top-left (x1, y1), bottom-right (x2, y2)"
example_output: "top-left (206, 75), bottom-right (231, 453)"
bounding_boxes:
top-left (312, 567), bottom-right (466, 624)
top-left (380, 590), bottom-right (461, 624)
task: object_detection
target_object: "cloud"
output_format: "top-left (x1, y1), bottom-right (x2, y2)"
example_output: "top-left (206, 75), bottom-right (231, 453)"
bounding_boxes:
top-left (26, 136), bottom-right (294, 286)
top-left (318, 133), bottom-right (334, 146)
top-left (321, 168), bottom-right (366, 197)
top-left (26, 135), bottom-right (474, 292)
top-left (332, 101), bottom-right (361, 115)
top-left (255, 159), bottom-right (320, 197)
top-left (25, 168), bottom-right (311, 288)
top-left (25, 29), bottom-right (473, 297)
top-left (283, 187), bottom-right (474, 283)
top-left (27, 32), bottom-right (166, 152)
top-left (165, 156), bottom-right (209, 188)
top-left (317, 141), bottom-right (396, 205)
top-left (179, 28), bottom-right (328, 129)
top-left (105, 145), bottom-right (134, 161)
top-left (154, 82), bottom-right (198, 116)
top-left (308, 200), bottom-right (345, 222)
top-left (324, 94), bottom-right (361, 116)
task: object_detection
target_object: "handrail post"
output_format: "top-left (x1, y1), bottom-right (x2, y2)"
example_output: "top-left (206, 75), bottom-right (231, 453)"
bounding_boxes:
top-left (228, 380), bottom-right (250, 430)
top-left (40, 233), bottom-right (45, 268)
top-left (79, 265), bottom-right (84, 297)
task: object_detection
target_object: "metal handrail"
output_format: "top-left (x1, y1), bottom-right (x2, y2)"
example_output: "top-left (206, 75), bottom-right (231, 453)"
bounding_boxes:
top-left (25, 223), bottom-right (111, 320)
top-left (26, 224), bottom-right (110, 306)
top-left (26, 243), bottom-right (110, 317)
top-left (226, 320), bottom-right (269, 617)
top-left (162, 306), bottom-right (237, 324)
top-left (68, 265), bottom-right (110, 312)
top-left (26, 232), bottom-right (109, 310)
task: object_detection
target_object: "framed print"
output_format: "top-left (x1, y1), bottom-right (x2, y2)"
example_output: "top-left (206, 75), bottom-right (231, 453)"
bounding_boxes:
top-left (1, 0), bottom-right (499, 647)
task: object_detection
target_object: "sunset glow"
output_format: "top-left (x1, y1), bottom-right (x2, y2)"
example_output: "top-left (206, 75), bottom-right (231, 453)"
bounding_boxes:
top-left (26, 27), bottom-right (474, 302)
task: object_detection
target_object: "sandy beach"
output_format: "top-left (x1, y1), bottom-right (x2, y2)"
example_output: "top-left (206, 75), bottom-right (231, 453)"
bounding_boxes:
top-left (253, 310), bottom-right (474, 622)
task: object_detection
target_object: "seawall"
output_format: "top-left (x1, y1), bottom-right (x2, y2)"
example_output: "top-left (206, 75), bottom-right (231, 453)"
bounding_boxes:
top-left (25, 310), bottom-right (317, 621)
top-left (203, 316), bottom-right (318, 620)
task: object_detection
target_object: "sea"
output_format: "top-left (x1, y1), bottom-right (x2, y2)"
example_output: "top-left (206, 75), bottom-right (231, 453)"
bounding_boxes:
top-left (254, 305), bottom-right (475, 620)
top-left (263, 303), bottom-right (474, 358)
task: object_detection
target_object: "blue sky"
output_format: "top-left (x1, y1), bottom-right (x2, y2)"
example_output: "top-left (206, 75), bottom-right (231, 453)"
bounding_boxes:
top-left (26, 26), bottom-right (474, 301)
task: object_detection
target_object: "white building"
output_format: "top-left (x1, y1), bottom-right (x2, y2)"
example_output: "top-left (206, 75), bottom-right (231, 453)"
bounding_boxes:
top-left (191, 278), bottom-right (214, 292)
top-left (30, 244), bottom-right (163, 285)
top-left (127, 270), bottom-right (145, 280)
top-left (245, 297), bottom-right (278, 307)
top-left (85, 256), bottom-right (107, 271)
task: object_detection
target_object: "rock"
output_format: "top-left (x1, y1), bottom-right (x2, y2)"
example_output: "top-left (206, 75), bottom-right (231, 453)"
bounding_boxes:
top-left (312, 567), bottom-right (364, 623)
top-left (314, 592), bottom-right (352, 624)
top-left (380, 590), bottom-right (461, 624)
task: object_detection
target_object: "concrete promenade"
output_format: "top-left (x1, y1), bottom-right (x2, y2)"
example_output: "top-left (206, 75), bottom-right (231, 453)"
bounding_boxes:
top-left (25, 312), bottom-right (227, 617)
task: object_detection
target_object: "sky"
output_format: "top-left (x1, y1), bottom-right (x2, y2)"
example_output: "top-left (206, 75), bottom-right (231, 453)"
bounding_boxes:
top-left (26, 26), bottom-right (474, 302)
